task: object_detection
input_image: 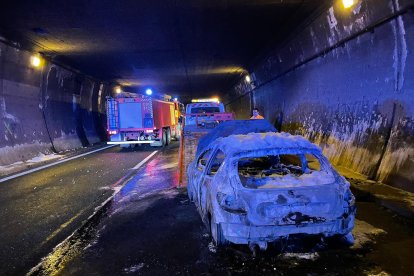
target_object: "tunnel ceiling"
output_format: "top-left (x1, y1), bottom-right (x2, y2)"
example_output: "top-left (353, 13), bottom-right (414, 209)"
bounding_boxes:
top-left (0, 0), bottom-right (329, 97)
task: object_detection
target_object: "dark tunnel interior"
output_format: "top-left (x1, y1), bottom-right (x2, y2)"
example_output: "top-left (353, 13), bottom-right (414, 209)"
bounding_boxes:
top-left (0, 0), bottom-right (413, 193)
top-left (0, 0), bottom-right (331, 97)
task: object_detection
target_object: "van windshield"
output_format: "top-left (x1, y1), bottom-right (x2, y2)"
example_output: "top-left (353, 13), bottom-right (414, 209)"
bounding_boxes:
top-left (190, 107), bottom-right (220, 114)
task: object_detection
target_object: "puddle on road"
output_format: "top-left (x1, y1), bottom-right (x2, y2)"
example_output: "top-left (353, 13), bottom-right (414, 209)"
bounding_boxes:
top-left (28, 199), bottom-right (111, 276)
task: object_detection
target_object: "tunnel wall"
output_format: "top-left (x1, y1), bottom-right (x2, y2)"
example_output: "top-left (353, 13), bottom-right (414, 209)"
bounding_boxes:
top-left (226, 0), bottom-right (414, 192)
top-left (0, 41), bottom-right (109, 166)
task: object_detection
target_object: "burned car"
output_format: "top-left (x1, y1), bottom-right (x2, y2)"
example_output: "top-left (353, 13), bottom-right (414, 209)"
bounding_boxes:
top-left (187, 131), bottom-right (356, 249)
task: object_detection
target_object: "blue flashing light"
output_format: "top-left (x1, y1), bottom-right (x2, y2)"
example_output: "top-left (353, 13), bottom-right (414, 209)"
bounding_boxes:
top-left (145, 88), bottom-right (153, 96)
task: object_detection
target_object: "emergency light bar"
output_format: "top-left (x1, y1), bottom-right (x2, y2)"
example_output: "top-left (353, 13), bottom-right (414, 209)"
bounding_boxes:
top-left (191, 98), bottom-right (220, 103)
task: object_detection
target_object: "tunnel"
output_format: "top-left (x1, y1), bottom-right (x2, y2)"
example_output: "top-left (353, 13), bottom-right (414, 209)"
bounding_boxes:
top-left (0, 0), bottom-right (413, 194)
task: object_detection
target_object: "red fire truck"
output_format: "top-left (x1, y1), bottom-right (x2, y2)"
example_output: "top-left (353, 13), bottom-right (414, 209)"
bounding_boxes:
top-left (106, 93), bottom-right (181, 147)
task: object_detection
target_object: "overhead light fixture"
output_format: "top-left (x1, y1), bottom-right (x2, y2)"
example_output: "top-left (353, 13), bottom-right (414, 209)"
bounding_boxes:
top-left (191, 98), bottom-right (220, 103)
top-left (30, 55), bottom-right (42, 68)
top-left (146, 88), bottom-right (153, 96)
top-left (115, 87), bottom-right (122, 94)
top-left (245, 75), bottom-right (251, 83)
top-left (342, 0), bottom-right (355, 9)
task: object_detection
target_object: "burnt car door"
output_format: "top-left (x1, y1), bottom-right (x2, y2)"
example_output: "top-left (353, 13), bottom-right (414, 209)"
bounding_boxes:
top-left (191, 149), bottom-right (213, 205)
top-left (199, 149), bottom-right (226, 216)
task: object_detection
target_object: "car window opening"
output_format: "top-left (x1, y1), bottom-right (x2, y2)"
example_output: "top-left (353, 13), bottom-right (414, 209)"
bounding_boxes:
top-left (238, 153), bottom-right (332, 189)
top-left (197, 149), bottom-right (212, 172)
top-left (207, 150), bottom-right (225, 175)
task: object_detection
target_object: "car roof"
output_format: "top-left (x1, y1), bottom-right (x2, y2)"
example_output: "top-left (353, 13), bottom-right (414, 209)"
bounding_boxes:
top-left (213, 132), bottom-right (321, 155)
top-left (196, 120), bottom-right (277, 156)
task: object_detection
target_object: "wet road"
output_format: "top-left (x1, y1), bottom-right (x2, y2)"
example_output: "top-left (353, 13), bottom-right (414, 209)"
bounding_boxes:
top-left (0, 144), bottom-right (157, 275)
top-left (31, 144), bottom-right (414, 276)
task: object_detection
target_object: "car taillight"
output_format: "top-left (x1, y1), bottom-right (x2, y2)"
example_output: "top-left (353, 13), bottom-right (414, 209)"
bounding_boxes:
top-left (216, 192), bottom-right (246, 215)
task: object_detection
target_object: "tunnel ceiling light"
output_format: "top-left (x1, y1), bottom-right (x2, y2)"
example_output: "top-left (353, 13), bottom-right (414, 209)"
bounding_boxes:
top-left (245, 75), bottom-right (251, 83)
top-left (146, 88), bottom-right (153, 96)
top-left (342, 0), bottom-right (355, 9)
top-left (115, 87), bottom-right (122, 94)
top-left (30, 55), bottom-right (42, 68)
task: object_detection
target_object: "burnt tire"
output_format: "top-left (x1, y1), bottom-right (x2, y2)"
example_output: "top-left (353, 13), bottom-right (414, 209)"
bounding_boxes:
top-left (210, 216), bottom-right (229, 247)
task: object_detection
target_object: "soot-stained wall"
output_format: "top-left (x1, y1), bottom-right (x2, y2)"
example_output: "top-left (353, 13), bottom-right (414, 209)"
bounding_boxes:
top-left (227, 0), bottom-right (414, 192)
top-left (0, 41), bottom-right (109, 166)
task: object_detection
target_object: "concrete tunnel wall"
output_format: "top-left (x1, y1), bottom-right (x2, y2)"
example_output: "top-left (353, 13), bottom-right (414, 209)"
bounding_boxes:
top-left (226, 0), bottom-right (414, 192)
top-left (0, 41), bottom-right (111, 166)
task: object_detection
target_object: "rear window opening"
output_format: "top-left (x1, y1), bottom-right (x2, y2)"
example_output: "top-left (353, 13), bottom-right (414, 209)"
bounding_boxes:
top-left (238, 154), bottom-right (334, 189)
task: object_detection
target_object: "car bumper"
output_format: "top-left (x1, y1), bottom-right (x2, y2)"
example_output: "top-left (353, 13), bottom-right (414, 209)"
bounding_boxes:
top-left (220, 215), bottom-right (354, 244)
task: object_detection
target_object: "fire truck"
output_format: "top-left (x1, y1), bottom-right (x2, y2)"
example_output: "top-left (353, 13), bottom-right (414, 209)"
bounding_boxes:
top-left (106, 93), bottom-right (181, 147)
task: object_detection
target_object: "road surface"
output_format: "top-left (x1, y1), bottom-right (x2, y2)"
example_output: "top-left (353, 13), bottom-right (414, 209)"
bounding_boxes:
top-left (28, 144), bottom-right (414, 276)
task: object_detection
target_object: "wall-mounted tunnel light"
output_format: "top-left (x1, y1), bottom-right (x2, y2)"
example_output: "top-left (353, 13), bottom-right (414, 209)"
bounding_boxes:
top-left (342, 0), bottom-right (355, 9)
top-left (245, 75), bottom-right (251, 83)
top-left (145, 88), bottom-right (153, 96)
top-left (30, 55), bottom-right (42, 68)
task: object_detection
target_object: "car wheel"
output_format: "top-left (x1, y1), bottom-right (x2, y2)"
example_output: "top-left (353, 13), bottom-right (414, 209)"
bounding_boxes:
top-left (166, 128), bottom-right (171, 145)
top-left (210, 215), bottom-right (229, 246)
top-left (161, 129), bottom-right (167, 147)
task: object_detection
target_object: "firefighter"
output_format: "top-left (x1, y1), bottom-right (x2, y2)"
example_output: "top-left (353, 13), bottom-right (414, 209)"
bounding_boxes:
top-left (250, 107), bottom-right (264, 119)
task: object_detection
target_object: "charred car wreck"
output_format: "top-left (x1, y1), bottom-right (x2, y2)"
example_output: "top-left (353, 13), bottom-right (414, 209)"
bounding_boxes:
top-left (187, 120), bottom-right (356, 250)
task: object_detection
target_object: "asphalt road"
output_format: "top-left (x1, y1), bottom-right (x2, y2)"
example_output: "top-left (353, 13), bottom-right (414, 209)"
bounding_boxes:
top-left (31, 145), bottom-right (414, 276)
top-left (0, 144), bottom-right (158, 275)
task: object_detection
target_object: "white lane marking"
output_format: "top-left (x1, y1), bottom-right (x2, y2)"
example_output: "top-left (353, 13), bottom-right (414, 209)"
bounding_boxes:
top-left (0, 145), bottom-right (117, 183)
top-left (28, 150), bottom-right (159, 275)
top-left (92, 150), bottom-right (158, 213)
top-left (132, 150), bottom-right (158, 170)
